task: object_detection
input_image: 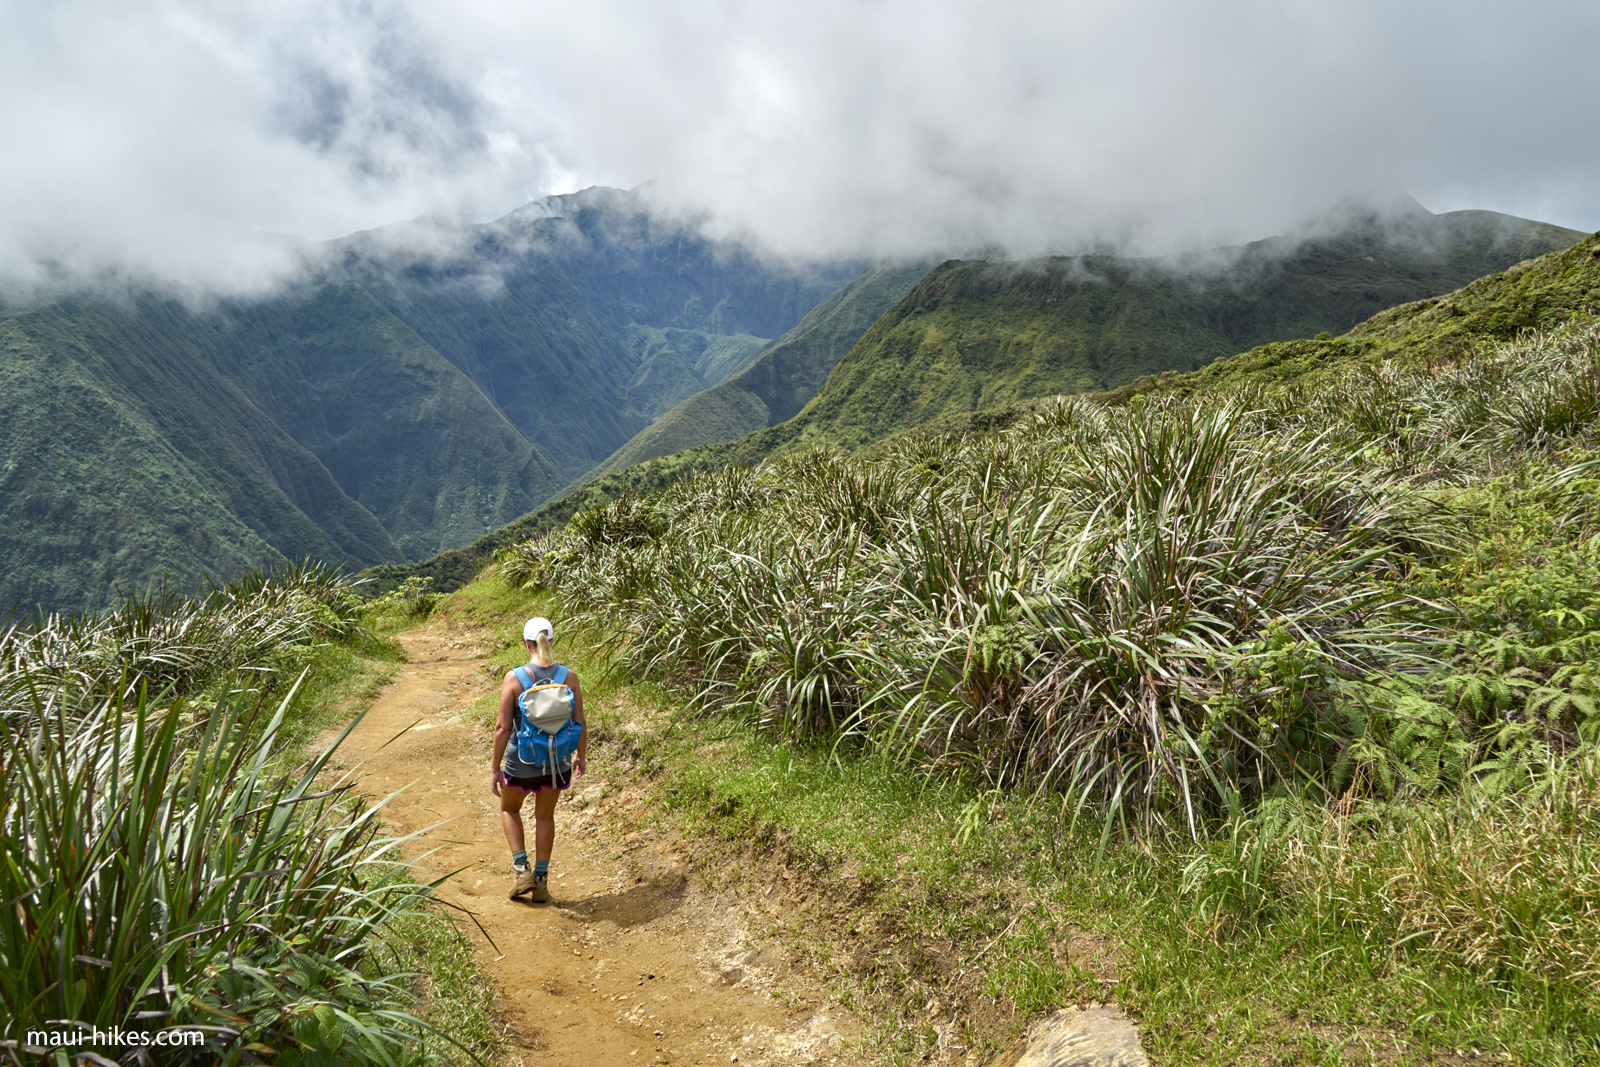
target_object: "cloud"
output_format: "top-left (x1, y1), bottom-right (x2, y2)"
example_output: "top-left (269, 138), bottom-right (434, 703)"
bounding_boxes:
top-left (2, 0), bottom-right (1597, 295)
top-left (0, 0), bottom-right (552, 298)
top-left (479, 0), bottom-right (1600, 258)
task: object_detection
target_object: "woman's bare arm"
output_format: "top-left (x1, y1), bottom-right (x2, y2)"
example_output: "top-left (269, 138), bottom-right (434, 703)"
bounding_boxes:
top-left (490, 670), bottom-right (521, 795)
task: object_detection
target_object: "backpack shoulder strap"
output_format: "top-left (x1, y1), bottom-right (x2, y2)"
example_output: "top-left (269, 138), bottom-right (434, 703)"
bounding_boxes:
top-left (552, 664), bottom-right (568, 685)
top-left (512, 665), bottom-right (535, 690)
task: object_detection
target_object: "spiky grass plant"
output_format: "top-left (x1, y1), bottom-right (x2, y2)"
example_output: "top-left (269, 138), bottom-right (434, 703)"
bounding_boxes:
top-left (506, 395), bottom-right (1449, 828)
top-left (998, 404), bottom-right (1438, 820)
top-left (0, 678), bottom-right (448, 1066)
top-left (0, 562), bottom-right (470, 1065)
top-left (513, 318), bottom-right (1600, 831)
top-left (1277, 317), bottom-right (1600, 472)
top-left (0, 560), bottom-right (366, 714)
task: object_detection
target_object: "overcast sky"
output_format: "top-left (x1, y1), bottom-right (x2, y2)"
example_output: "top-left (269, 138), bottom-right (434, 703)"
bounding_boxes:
top-left (3, 0), bottom-right (1597, 295)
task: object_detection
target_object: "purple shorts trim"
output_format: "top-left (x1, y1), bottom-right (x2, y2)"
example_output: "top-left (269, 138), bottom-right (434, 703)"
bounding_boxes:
top-left (500, 767), bottom-right (571, 793)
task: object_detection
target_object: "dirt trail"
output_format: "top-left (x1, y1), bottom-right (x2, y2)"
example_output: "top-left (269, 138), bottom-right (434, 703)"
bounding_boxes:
top-left (329, 619), bottom-right (868, 1067)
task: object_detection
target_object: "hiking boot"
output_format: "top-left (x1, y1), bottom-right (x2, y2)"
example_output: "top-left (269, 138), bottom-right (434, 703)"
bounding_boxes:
top-left (529, 874), bottom-right (550, 903)
top-left (509, 867), bottom-right (536, 899)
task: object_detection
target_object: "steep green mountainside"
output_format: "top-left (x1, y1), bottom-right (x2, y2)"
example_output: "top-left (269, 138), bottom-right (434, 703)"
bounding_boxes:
top-left (767, 209), bottom-right (1584, 451)
top-left (0, 299), bottom-right (403, 616)
top-left (336, 186), bottom-right (858, 484)
top-left (589, 258), bottom-right (937, 476)
top-left (206, 285), bottom-right (563, 559)
top-left (1117, 229), bottom-right (1600, 400)
top-left (372, 217), bottom-right (1598, 596)
top-left (620, 326), bottom-right (768, 418)
top-left (1, 186), bottom-right (856, 614)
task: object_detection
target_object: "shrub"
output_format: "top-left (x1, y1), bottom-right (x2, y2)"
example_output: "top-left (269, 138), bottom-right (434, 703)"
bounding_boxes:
top-left (0, 682), bottom-right (445, 1065)
top-left (504, 318), bottom-right (1600, 830)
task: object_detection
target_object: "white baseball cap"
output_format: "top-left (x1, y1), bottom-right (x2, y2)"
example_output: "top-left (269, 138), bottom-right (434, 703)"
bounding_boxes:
top-left (523, 616), bottom-right (554, 641)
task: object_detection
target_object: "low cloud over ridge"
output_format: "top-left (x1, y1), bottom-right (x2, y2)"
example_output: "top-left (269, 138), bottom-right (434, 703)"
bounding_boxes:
top-left (3, 0), bottom-right (1597, 296)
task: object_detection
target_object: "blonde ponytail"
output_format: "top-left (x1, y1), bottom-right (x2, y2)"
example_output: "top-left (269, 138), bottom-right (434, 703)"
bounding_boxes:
top-left (534, 632), bottom-right (553, 662)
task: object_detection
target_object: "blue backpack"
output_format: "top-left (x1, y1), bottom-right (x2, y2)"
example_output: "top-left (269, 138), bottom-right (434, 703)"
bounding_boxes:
top-left (512, 664), bottom-right (583, 785)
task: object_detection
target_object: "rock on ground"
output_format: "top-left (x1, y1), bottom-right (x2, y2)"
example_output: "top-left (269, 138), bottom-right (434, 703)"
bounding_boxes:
top-left (988, 1004), bottom-right (1149, 1067)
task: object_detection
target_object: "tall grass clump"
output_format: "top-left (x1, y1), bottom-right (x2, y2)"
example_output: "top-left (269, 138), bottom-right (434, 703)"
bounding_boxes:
top-left (505, 399), bottom-right (1443, 827)
top-left (0, 685), bottom-right (441, 1065)
top-left (0, 560), bottom-right (370, 713)
top-left (0, 561), bottom-right (470, 1065)
top-left (506, 319), bottom-right (1600, 832)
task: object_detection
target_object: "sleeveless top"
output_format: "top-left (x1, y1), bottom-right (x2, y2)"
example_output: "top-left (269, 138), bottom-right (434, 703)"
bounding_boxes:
top-left (502, 662), bottom-right (571, 778)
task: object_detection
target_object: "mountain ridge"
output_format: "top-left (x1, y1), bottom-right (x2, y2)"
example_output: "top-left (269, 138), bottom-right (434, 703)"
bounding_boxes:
top-left (772, 208), bottom-right (1585, 451)
top-left (365, 214), bottom-right (1597, 596)
top-left (586, 258), bottom-right (939, 478)
top-left (1, 186), bottom-right (857, 614)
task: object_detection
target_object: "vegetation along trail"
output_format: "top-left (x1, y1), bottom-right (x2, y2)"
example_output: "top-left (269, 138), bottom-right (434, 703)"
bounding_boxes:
top-left (331, 615), bottom-right (868, 1067)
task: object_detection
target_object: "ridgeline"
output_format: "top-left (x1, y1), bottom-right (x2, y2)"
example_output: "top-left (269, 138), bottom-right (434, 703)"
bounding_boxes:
top-left (372, 214), bottom-right (1594, 594)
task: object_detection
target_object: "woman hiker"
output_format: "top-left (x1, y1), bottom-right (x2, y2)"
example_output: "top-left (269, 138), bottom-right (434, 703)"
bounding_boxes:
top-left (492, 616), bottom-right (586, 901)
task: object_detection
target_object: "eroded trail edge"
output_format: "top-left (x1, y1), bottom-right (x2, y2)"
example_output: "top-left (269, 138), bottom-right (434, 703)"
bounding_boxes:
top-left (327, 619), bottom-right (867, 1067)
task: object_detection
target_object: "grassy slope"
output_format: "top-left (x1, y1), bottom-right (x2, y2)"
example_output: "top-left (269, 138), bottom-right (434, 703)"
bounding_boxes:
top-left (215, 284), bottom-right (563, 559)
top-left (369, 219), bottom-right (1597, 598)
top-left (0, 299), bottom-right (419, 615)
top-left (1109, 228), bottom-right (1600, 402)
top-left (684, 330), bottom-right (772, 384)
top-left (620, 325), bottom-right (770, 421)
top-left (767, 210), bottom-right (1584, 451)
top-left (358, 441), bottom-right (743, 595)
top-left (344, 246), bottom-right (652, 484)
top-left (590, 259), bottom-right (937, 475)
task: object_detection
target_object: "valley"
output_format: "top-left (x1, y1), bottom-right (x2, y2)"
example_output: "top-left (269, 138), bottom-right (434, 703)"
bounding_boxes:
top-left (4, 189), bottom-right (1584, 614)
top-left (0, 187), bottom-right (855, 614)
top-left (9, 4), bottom-right (1599, 1064)
top-left (8, 219), bottom-right (1600, 1066)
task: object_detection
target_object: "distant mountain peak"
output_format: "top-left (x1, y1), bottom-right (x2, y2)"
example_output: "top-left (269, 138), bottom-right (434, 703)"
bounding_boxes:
top-left (1287, 191), bottom-right (1435, 240)
top-left (506, 184), bottom-right (641, 223)
top-left (1363, 191), bottom-right (1433, 218)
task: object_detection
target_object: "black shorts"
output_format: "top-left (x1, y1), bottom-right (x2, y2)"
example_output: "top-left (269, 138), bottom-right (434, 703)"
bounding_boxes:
top-left (500, 765), bottom-right (572, 793)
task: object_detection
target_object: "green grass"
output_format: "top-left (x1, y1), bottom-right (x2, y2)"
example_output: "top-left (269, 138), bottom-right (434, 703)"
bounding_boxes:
top-left (357, 441), bottom-right (747, 596)
top-left (0, 562), bottom-right (510, 1066)
top-left (384, 890), bottom-right (507, 1064)
top-left (570, 702), bottom-right (1600, 1065)
top-left (0, 680), bottom-right (441, 1064)
top-left (437, 310), bottom-right (1600, 1065)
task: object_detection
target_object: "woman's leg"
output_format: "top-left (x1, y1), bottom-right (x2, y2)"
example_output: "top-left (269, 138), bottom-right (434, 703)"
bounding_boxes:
top-left (532, 784), bottom-right (562, 862)
top-left (501, 783), bottom-right (529, 853)
top-left (502, 783), bottom-right (538, 898)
